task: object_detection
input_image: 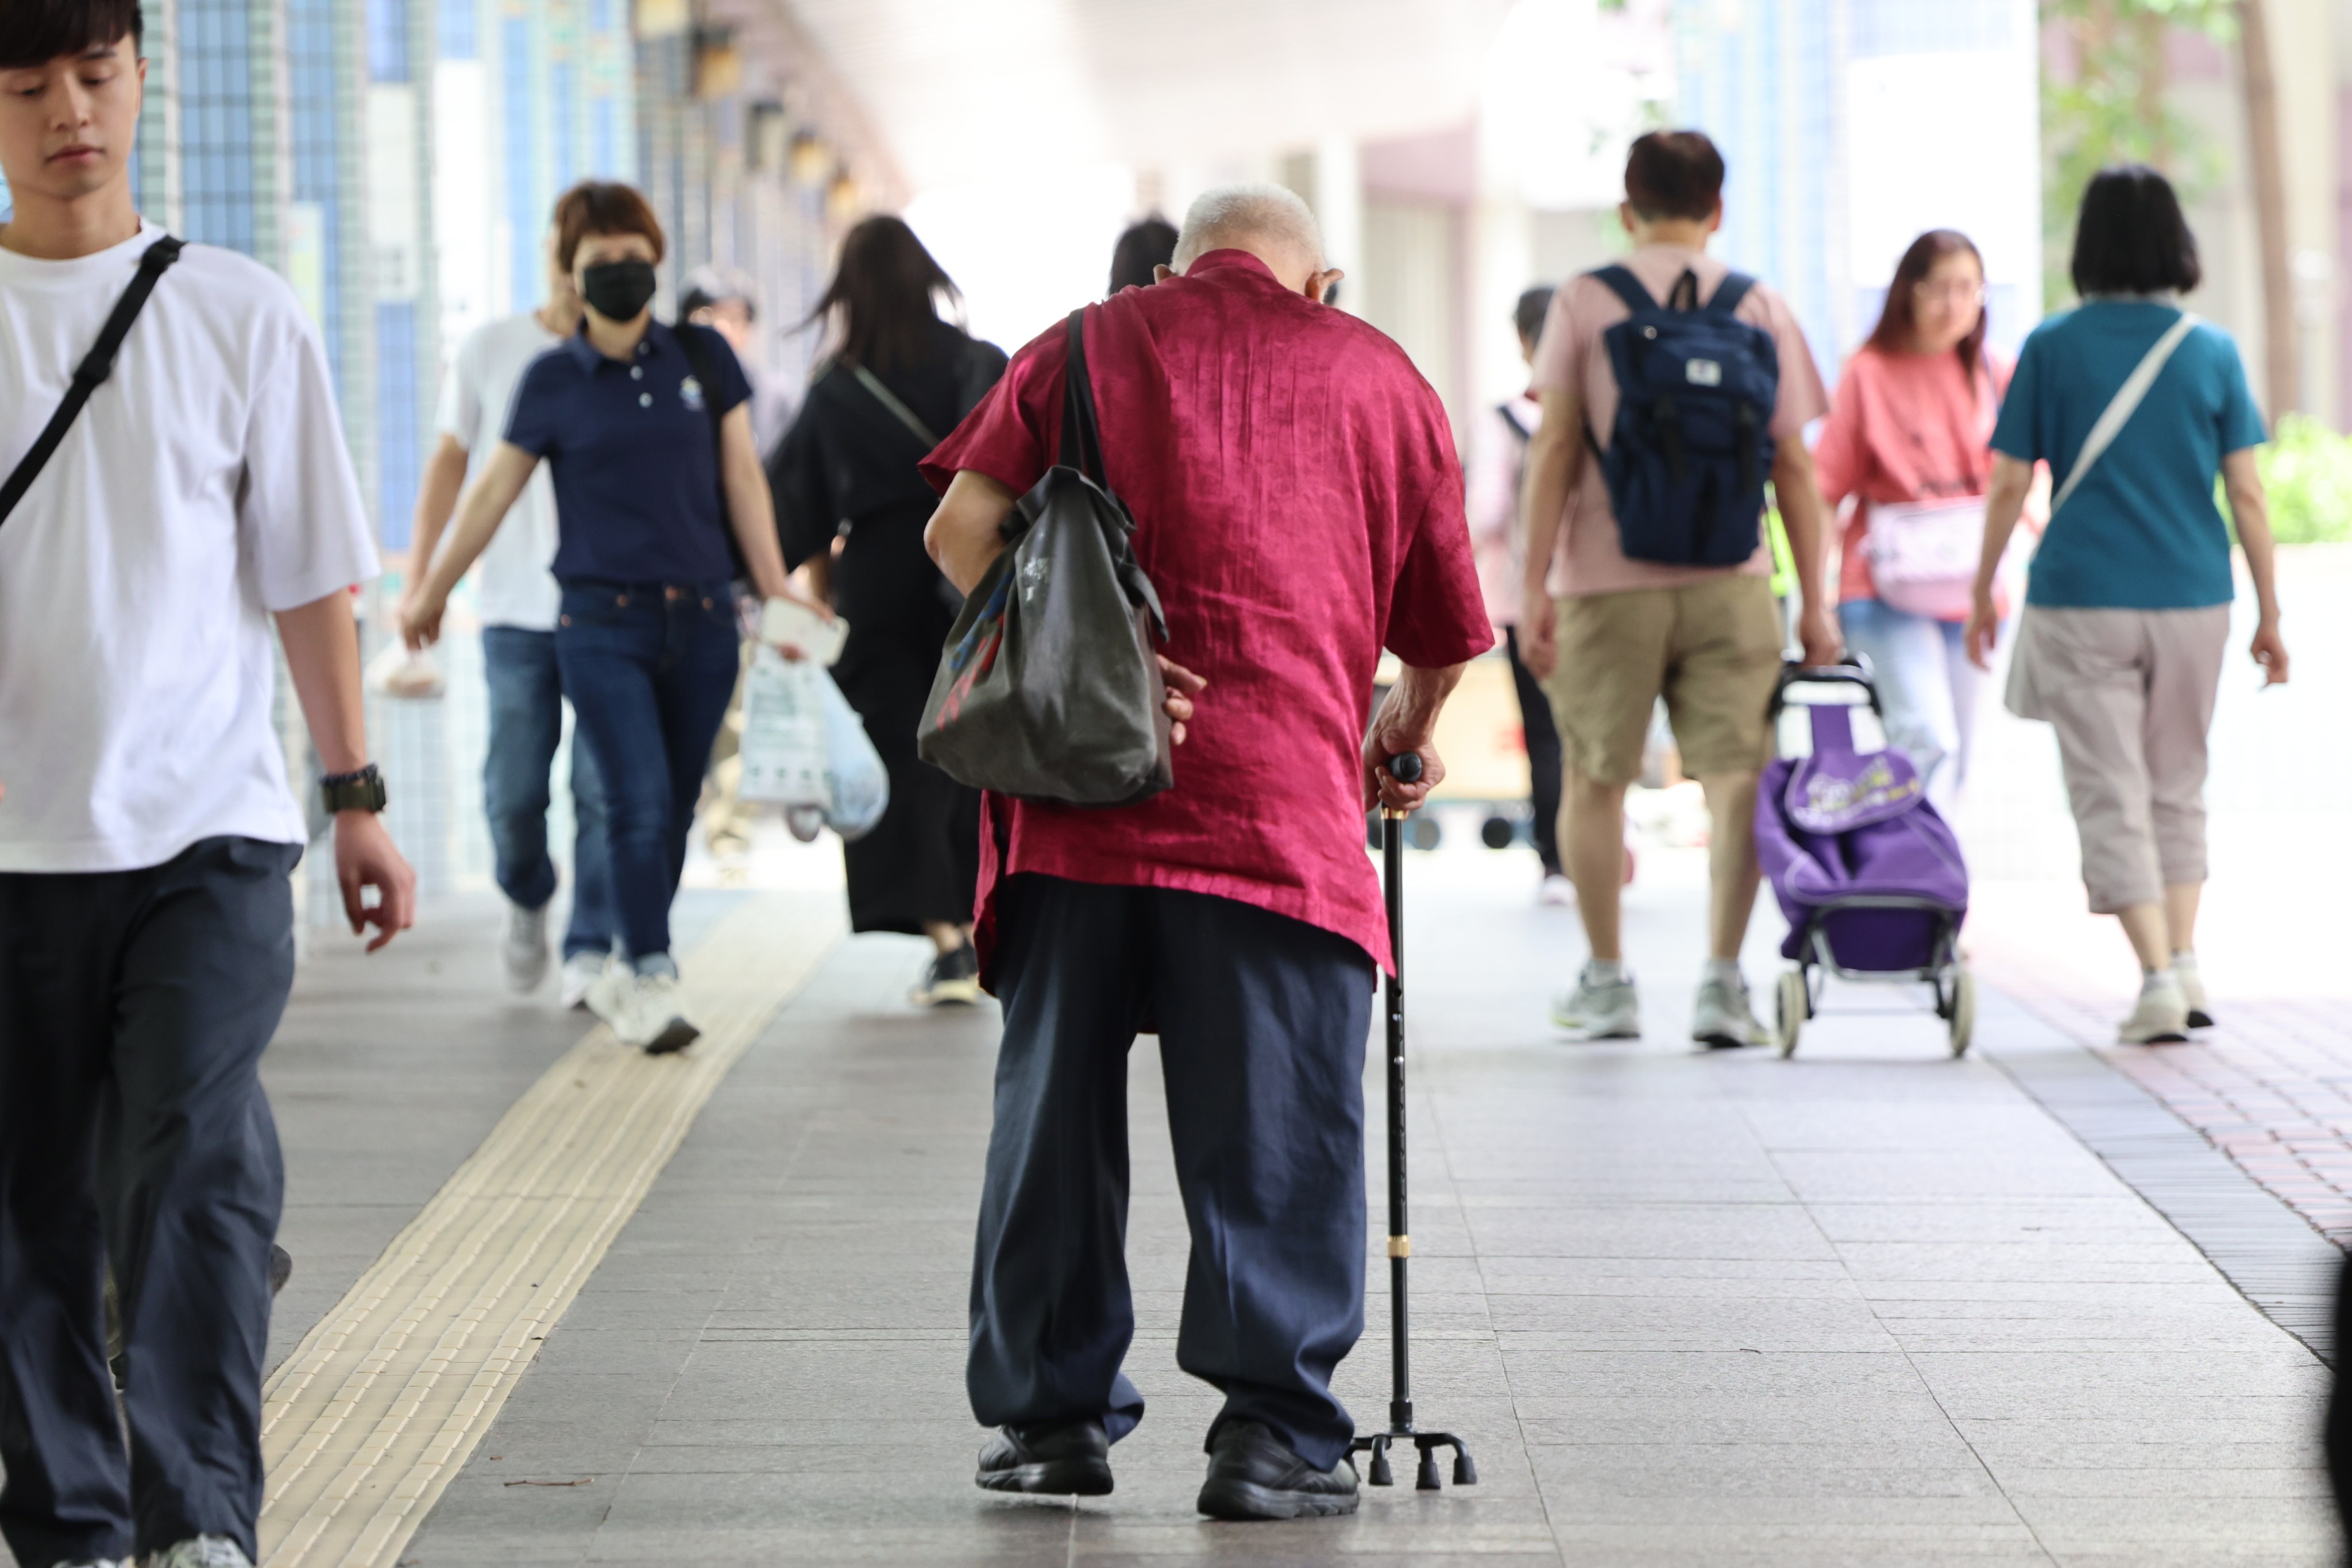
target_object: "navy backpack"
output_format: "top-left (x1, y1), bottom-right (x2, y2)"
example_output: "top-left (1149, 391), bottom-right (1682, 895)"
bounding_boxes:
top-left (1585, 264), bottom-right (1779, 567)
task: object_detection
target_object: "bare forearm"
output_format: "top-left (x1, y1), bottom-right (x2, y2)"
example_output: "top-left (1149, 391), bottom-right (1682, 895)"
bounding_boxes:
top-left (2224, 452), bottom-right (2281, 617)
top-left (1770, 445), bottom-right (1829, 611)
top-left (1972, 454), bottom-right (2034, 594)
top-left (925, 471), bottom-right (1019, 594)
top-left (1519, 397), bottom-right (1578, 600)
top-left (405, 438), bottom-right (469, 589)
top-left (723, 410), bottom-right (793, 600)
top-left (275, 590), bottom-right (370, 774)
top-left (1384, 661), bottom-right (1467, 738)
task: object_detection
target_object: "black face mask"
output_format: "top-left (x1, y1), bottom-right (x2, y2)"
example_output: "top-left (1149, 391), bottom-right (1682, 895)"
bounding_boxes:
top-left (580, 259), bottom-right (658, 322)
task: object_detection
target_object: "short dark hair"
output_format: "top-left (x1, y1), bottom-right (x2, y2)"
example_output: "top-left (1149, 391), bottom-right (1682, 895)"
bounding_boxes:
top-left (1513, 285), bottom-right (1555, 345)
top-left (2070, 165), bottom-right (2202, 297)
top-left (1108, 217), bottom-right (1177, 295)
top-left (552, 180), bottom-right (666, 273)
top-left (1623, 130), bottom-right (1725, 222)
top-left (1, 0), bottom-right (142, 70)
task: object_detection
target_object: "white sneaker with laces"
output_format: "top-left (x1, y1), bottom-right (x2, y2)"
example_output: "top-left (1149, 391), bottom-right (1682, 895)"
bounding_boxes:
top-left (2118, 971), bottom-right (2191, 1044)
top-left (1551, 962), bottom-right (1640, 1039)
top-left (1691, 970), bottom-right (1762, 1050)
top-left (145, 1538), bottom-right (253, 1568)
top-left (616, 971), bottom-right (700, 1055)
top-left (2175, 951), bottom-right (2213, 1029)
top-left (502, 900), bottom-right (550, 993)
top-left (558, 950), bottom-right (609, 1011)
top-left (1537, 873), bottom-right (1574, 907)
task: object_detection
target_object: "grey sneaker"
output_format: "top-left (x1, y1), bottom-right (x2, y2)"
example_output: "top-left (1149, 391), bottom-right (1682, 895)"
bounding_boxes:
top-left (588, 968), bottom-right (700, 1055)
top-left (503, 900), bottom-right (550, 993)
top-left (145, 1538), bottom-right (253, 1568)
top-left (1691, 970), bottom-right (1762, 1050)
top-left (2118, 974), bottom-right (2191, 1045)
top-left (1551, 962), bottom-right (1640, 1039)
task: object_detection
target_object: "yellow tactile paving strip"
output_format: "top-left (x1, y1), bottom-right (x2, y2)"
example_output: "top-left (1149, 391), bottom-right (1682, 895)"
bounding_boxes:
top-left (256, 895), bottom-right (843, 1568)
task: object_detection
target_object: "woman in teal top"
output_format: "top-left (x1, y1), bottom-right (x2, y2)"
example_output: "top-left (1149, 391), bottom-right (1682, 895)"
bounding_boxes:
top-left (1966, 165), bottom-right (2289, 1045)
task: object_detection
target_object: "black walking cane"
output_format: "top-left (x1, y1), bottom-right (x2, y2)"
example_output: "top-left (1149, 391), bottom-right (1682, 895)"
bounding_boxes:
top-left (1349, 752), bottom-right (1477, 1491)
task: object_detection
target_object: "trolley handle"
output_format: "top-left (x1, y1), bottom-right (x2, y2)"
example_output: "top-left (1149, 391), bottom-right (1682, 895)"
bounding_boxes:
top-left (1768, 654), bottom-right (1882, 720)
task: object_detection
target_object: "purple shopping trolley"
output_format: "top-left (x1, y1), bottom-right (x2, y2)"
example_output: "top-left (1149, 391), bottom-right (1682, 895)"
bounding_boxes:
top-left (1754, 661), bottom-right (1974, 1057)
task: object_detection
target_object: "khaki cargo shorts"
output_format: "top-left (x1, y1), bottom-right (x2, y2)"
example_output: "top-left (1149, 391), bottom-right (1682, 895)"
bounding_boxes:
top-left (1542, 574), bottom-right (1783, 786)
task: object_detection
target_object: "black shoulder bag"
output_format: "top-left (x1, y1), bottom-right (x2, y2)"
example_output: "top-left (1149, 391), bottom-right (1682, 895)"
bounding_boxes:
top-left (0, 235), bottom-right (185, 528)
top-left (915, 306), bottom-right (1172, 807)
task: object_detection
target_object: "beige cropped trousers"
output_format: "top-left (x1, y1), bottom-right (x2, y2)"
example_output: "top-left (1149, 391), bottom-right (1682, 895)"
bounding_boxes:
top-left (2005, 604), bottom-right (2230, 913)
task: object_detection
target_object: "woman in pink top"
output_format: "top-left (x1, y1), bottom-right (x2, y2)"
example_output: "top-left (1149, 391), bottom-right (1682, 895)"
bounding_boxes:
top-left (1815, 229), bottom-right (2009, 809)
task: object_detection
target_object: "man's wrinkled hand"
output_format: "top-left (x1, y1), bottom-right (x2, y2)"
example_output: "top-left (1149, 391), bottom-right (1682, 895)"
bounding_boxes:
top-left (1159, 655), bottom-right (1207, 745)
top-left (336, 810), bottom-right (416, 952)
top-left (1361, 725), bottom-right (1445, 813)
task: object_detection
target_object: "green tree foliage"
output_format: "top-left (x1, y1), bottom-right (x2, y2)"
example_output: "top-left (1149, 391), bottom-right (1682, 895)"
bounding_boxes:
top-left (2040, 0), bottom-right (2235, 308)
top-left (2254, 416), bottom-right (2352, 543)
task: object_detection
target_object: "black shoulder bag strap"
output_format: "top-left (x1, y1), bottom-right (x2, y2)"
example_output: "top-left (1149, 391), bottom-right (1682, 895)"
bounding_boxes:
top-left (1056, 305), bottom-right (1164, 637)
top-left (0, 234), bottom-right (184, 528)
top-left (675, 323), bottom-right (750, 581)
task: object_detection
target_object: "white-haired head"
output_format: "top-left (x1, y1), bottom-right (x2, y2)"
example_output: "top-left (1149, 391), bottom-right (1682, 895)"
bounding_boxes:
top-left (1172, 182), bottom-right (1325, 273)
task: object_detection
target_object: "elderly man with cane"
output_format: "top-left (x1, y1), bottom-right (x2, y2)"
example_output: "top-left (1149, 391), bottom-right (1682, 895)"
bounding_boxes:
top-left (922, 183), bottom-right (1492, 1521)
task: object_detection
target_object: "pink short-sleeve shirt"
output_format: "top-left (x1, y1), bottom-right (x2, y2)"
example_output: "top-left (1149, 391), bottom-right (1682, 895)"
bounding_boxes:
top-left (1528, 244), bottom-right (1829, 597)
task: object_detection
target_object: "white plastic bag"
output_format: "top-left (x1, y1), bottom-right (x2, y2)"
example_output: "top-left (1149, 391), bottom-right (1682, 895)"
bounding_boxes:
top-left (737, 647), bottom-right (890, 842)
top-left (817, 669), bottom-right (888, 840)
top-left (739, 648), bottom-right (831, 808)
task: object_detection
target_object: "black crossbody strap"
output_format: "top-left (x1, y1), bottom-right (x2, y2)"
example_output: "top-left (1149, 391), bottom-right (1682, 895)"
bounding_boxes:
top-left (0, 234), bottom-right (184, 528)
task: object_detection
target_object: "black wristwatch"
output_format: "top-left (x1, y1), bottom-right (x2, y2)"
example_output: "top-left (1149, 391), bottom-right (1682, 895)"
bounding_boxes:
top-left (320, 763), bottom-right (388, 814)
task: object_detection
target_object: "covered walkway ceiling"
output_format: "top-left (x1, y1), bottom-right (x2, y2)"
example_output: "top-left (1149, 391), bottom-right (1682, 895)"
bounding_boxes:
top-left (763, 0), bottom-right (1517, 190)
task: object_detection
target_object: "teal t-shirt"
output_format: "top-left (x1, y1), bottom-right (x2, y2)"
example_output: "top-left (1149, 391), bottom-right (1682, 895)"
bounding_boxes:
top-left (1990, 302), bottom-right (2264, 609)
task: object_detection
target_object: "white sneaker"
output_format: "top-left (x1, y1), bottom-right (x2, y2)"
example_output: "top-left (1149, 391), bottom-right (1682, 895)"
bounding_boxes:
top-left (145, 1538), bottom-right (253, 1568)
top-left (502, 900), bottom-right (550, 993)
top-left (1551, 962), bottom-right (1640, 1039)
top-left (1538, 873), bottom-right (1574, 907)
top-left (2118, 972), bottom-right (2191, 1044)
top-left (558, 950), bottom-right (609, 1010)
top-left (57, 1558), bottom-right (132, 1568)
top-left (592, 969), bottom-right (701, 1055)
top-left (2175, 951), bottom-right (2213, 1029)
top-left (1691, 969), bottom-right (1762, 1050)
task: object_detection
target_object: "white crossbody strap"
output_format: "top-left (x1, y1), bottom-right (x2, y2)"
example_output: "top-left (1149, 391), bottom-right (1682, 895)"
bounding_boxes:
top-left (2049, 310), bottom-right (2199, 516)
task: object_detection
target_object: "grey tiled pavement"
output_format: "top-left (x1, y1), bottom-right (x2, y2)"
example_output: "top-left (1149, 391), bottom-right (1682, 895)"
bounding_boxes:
top-left (396, 848), bottom-right (2334, 1566)
top-left (0, 853), bottom-right (2336, 1565)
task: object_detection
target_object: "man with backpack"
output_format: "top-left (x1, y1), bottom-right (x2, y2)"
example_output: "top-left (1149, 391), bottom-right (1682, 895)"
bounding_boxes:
top-left (1517, 129), bottom-right (1841, 1048)
top-left (0, 5), bottom-right (414, 1566)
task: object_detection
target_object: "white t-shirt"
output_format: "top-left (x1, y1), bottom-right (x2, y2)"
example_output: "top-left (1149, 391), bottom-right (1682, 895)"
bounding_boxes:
top-left (436, 312), bottom-right (564, 630)
top-left (0, 222), bottom-right (379, 872)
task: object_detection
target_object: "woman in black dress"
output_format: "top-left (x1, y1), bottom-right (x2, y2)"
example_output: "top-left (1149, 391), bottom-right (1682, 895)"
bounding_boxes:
top-left (769, 217), bottom-right (1005, 1005)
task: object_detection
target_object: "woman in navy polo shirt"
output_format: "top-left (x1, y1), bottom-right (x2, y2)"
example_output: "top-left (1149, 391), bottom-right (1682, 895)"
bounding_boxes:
top-left (403, 181), bottom-right (820, 1053)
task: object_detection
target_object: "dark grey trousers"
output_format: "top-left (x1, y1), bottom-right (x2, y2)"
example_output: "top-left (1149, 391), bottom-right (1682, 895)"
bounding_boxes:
top-left (967, 874), bottom-right (1376, 1470)
top-left (0, 836), bottom-right (299, 1568)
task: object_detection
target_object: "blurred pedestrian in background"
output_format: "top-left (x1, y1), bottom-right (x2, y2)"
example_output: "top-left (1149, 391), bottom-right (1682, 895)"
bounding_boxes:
top-left (1968, 164), bottom-right (2288, 1044)
top-left (404, 210), bottom-right (613, 1008)
top-left (1814, 229), bottom-right (2015, 810)
top-left (769, 215), bottom-right (1006, 1006)
top-left (681, 265), bottom-right (795, 458)
top-left (1466, 284), bottom-right (1570, 903)
top-left (1107, 215), bottom-right (1177, 295)
top-left (403, 181), bottom-right (818, 1055)
top-left (923, 180), bottom-right (1488, 1523)
top-left (1519, 130), bottom-right (1841, 1050)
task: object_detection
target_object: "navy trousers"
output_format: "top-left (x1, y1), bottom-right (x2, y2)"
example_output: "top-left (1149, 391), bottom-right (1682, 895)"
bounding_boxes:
top-left (967, 875), bottom-right (1376, 1470)
top-left (0, 836), bottom-right (299, 1568)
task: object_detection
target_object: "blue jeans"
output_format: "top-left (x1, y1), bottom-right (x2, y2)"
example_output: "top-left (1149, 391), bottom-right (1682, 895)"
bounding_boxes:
top-left (1837, 597), bottom-right (1991, 812)
top-left (553, 582), bottom-right (740, 967)
top-left (482, 627), bottom-right (615, 959)
top-left (968, 875), bottom-right (1375, 1471)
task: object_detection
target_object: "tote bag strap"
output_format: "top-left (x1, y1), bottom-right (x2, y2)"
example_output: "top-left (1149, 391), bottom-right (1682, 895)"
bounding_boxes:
top-left (2048, 310), bottom-right (2199, 517)
top-left (0, 234), bottom-right (184, 528)
top-left (1058, 306), bottom-right (1110, 490)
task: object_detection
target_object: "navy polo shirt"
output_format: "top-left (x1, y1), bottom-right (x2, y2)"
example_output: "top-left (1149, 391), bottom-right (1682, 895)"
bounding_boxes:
top-left (504, 318), bottom-right (752, 585)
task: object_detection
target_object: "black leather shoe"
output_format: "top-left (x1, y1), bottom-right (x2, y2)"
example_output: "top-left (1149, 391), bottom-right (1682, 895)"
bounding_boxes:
top-left (1196, 1420), bottom-right (1360, 1520)
top-left (975, 1419), bottom-right (1113, 1496)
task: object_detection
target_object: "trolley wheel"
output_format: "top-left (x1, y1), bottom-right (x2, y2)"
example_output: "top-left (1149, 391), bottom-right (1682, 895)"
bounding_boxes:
top-left (1776, 970), bottom-right (1807, 1058)
top-left (1948, 968), bottom-right (1976, 1057)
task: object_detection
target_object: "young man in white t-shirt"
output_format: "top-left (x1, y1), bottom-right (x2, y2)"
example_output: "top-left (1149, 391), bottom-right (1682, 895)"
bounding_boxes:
top-left (402, 223), bottom-right (614, 1007)
top-left (0, 6), bottom-right (415, 1567)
